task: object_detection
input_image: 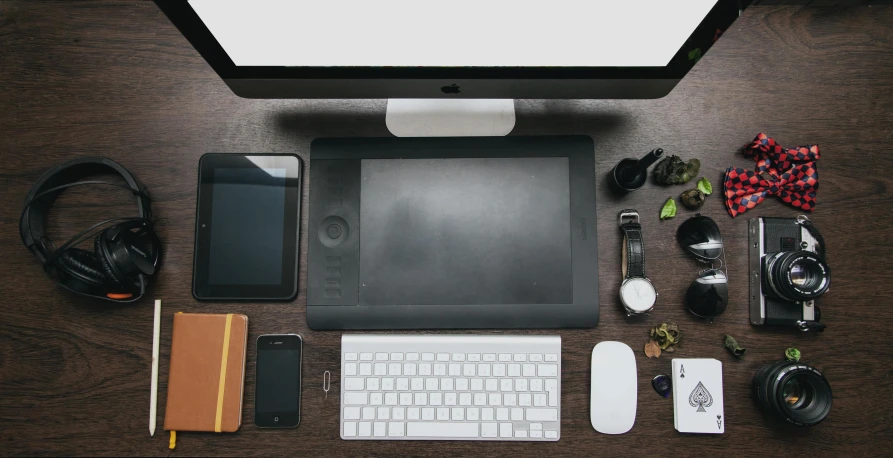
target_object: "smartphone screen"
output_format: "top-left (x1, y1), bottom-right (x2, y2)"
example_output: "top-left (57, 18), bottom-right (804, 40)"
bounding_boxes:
top-left (255, 334), bottom-right (302, 428)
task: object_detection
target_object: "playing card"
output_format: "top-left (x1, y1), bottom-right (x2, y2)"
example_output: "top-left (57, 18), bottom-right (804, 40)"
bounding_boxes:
top-left (672, 358), bottom-right (724, 434)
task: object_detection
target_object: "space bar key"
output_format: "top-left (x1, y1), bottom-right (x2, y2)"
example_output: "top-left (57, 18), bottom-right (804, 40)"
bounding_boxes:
top-left (407, 422), bottom-right (479, 438)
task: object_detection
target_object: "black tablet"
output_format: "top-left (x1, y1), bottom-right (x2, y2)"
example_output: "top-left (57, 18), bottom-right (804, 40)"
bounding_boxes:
top-left (193, 154), bottom-right (301, 301)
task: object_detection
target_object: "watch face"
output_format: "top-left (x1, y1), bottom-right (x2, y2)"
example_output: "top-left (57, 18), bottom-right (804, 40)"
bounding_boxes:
top-left (620, 278), bottom-right (656, 313)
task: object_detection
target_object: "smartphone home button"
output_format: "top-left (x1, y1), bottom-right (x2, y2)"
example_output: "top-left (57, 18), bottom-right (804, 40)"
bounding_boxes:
top-left (274, 416), bottom-right (280, 423)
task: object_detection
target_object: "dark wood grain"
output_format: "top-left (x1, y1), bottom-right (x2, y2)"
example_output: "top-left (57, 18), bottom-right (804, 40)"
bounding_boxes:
top-left (2, 2), bottom-right (893, 456)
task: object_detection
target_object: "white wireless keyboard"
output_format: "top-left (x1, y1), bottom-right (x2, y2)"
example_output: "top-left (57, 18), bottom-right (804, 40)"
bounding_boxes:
top-left (340, 334), bottom-right (561, 441)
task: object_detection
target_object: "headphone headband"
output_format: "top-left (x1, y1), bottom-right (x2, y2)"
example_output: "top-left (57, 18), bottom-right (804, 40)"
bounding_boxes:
top-left (20, 157), bottom-right (153, 263)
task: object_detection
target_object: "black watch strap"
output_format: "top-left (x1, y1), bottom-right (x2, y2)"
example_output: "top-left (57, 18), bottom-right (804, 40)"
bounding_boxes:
top-left (619, 210), bottom-right (645, 279)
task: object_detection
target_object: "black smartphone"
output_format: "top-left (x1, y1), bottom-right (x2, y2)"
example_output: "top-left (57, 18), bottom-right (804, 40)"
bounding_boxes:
top-left (255, 334), bottom-right (302, 428)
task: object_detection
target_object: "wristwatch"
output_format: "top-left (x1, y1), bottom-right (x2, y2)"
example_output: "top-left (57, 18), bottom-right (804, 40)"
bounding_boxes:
top-left (619, 210), bottom-right (657, 315)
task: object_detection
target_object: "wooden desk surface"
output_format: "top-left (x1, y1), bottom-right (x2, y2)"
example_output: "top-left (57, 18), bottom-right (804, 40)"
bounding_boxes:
top-left (2, 2), bottom-right (892, 456)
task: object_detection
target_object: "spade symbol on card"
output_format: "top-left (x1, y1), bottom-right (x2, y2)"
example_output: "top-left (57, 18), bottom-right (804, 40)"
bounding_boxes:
top-left (717, 415), bottom-right (723, 429)
top-left (688, 381), bottom-right (714, 412)
top-left (680, 365), bottom-right (685, 379)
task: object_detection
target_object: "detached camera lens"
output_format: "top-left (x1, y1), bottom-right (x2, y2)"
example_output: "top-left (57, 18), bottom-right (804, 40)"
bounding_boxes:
top-left (753, 361), bottom-right (832, 426)
top-left (765, 250), bottom-right (830, 301)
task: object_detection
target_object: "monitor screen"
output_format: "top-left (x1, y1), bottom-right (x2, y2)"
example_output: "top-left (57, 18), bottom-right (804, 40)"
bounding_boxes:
top-left (358, 157), bottom-right (573, 306)
top-left (188, 0), bottom-right (718, 67)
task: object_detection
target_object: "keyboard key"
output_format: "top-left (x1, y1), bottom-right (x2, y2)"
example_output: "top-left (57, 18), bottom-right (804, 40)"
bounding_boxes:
top-left (467, 407), bottom-right (479, 420)
top-left (483, 354), bottom-right (497, 362)
top-left (359, 421), bottom-right (372, 437)
top-left (344, 393), bottom-right (368, 405)
top-left (344, 421), bottom-right (356, 436)
top-left (529, 354), bottom-right (543, 362)
top-left (345, 363), bottom-right (357, 376)
top-left (478, 364), bottom-right (491, 377)
top-left (403, 364), bottom-right (417, 376)
top-left (367, 378), bottom-right (380, 391)
top-left (406, 353), bottom-right (419, 361)
top-left (388, 421), bottom-right (404, 437)
top-left (436, 353), bottom-right (450, 362)
top-left (449, 364), bottom-right (461, 376)
top-left (425, 378), bottom-right (438, 391)
top-left (391, 353), bottom-right (404, 361)
top-left (362, 407), bottom-right (375, 420)
top-left (392, 407), bottom-right (405, 420)
top-left (519, 393), bottom-right (532, 406)
top-left (408, 422), bottom-right (478, 438)
top-left (422, 408), bottom-right (435, 420)
top-left (407, 407), bottom-right (420, 420)
top-left (522, 364), bottom-right (536, 377)
top-left (375, 353), bottom-right (388, 361)
top-left (360, 353), bottom-right (373, 361)
top-left (538, 364), bottom-right (558, 377)
top-left (485, 379), bottom-right (498, 391)
top-left (545, 354), bottom-right (559, 362)
top-left (382, 377), bottom-right (394, 391)
top-left (508, 364), bottom-right (521, 377)
top-left (400, 393), bottom-right (413, 406)
top-left (434, 364), bottom-right (447, 376)
top-left (456, 378), bottom-right (469, 391)
top-left (459, 393), bottom-right (472, 406)
top-left (481, 422), bottom-right (498, 437)
top-left (498, 354), bottom-right (512, 362)
top-left (515, 430), bottom-right (528, 438)
top-left (515, 379), bottom-right (528, 392)
top-left (545, 430), bottom-right (558, 439)
top-left (496, 408), bottom-right (508, 421)
top-left (414, 393), bottom-right (427, 405)
top-left (530, 378), bottom-right (543, 392)
top-left (451, 407), bottom-right (464, 420)
top-left (463, 363), bottom-right (476, 376)
top-left (418, 363), bottom-right (432, 376)
top-left (445, 393), bottom-right (457, 406)
top-left (500, 423), bottom-right (512, 438)
top-left (482, 408), bottom-right (494, 421)
top-left (511, 408), bottom-right (523, 421)
top-left (500, 379), bottom-right (513, 391)
top-left (546, 379), bottom-right (558, 406)
top-left (488, 393), bottom-right (501, 406)
top-left (344, 378), bottom-right (365, 391)
top-left (411, 378), bottom-right (423, 390)
top-left (370, 393), bottom-right (383, 405)
top-left (530, 430), bottom-right (543, 438)
top-left (534, 393), bottom-right (547, 406)
top-left (345, 352), bottom-right (358, 361)
top-left (526, 408), bottom-right (558, 422)
top-left (374, 422), bottom-right (386, 437)
top-left (470, 378), bottom-right (483, 391)
top-left (429, 392), bottom-right (442, 405)
top-left (359, 363), bottom-right (372, 376)
top-left (530, 423), bottom-right (542, 431)
top-left (452, 353), bottom-right (466, 362)
top-left (474, 393), bottom-right (487, 406)
top-left (504, 393), bottom-right (517, 406)
top-left (344, 407), bottom-right (361, 420)
top-left (388, 363), bottom-right (401, 376)
top-left (377, 407), bottom-right (390, 420)
top-left (468, 353), bottom-right (481, 362)
top-left (396, 378), bottom-right (409, 390)
top-left (375, 363), bottom-right (387, 376)
top-left (513, 354), bottom-right (527, 362)
top-left (422, 353), bottom-right (435, 361)
top-left (493, 364), bottom-right (506, 377)
top-left (436, 408), bottom-right (450, 420)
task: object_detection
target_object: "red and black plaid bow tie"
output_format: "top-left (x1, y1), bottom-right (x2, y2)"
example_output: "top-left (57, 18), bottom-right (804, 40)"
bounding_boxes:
top-left (724, 133), bottom-right (820, 217)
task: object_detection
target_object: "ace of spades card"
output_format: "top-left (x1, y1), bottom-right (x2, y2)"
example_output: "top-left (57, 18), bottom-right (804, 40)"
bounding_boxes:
top-left (672, 358), bottom-right (725, 434)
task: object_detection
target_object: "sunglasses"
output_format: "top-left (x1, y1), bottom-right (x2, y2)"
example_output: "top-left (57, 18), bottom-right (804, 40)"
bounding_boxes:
top-left (676, 214), bottom-right (728, 320)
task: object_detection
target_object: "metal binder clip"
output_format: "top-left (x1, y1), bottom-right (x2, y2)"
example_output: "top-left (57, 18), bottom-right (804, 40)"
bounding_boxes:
top-left (323, 371), bottom-right (331, 398)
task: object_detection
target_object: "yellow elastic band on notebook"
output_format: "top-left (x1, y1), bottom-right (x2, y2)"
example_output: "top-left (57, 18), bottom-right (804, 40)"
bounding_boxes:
top-left (214, 314), bottom-right (234, 433)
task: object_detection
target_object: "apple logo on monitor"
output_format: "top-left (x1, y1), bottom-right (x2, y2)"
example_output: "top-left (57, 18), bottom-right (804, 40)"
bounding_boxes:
top-left (441, 84), bottom-right (460, 94)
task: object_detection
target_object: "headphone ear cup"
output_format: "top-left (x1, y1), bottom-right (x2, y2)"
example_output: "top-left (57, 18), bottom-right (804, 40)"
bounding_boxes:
top-left (95, 233), bottom-right (129, 287)
top-left (56, 249), bottom-right (110, 288)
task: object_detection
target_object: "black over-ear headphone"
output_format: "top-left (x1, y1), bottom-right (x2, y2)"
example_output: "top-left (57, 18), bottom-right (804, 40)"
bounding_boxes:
top-left (19, 157), bottom-right (161, 302)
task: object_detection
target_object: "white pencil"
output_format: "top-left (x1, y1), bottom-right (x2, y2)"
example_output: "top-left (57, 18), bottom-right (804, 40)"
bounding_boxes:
top-left (150, 299), bottom-right (161, 436)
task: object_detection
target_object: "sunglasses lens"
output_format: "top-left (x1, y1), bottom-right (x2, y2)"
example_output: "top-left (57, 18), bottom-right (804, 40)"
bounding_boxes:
top-left (686, 269), bottom-right (728, 319)
top-left (677, 215), bottom-right (723, 260)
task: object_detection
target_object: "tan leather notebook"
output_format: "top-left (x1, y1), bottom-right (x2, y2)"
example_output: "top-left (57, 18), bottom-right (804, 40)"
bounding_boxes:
top-left (164, 313), bottom-right (248, 433)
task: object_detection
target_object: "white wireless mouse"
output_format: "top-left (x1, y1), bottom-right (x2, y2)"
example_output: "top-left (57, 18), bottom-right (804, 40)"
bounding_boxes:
top-left (590, 341), bottom-right (637, 434)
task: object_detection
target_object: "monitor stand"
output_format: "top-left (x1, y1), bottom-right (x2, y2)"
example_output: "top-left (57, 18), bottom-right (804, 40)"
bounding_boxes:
top-left (385, 99), bottom-right (516, 137)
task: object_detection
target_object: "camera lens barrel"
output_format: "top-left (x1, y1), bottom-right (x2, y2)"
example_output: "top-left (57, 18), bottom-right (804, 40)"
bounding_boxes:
top-left (765, 250), bottom-right (830, 302)
top-left (753, 361), bottom-right (832, 427)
